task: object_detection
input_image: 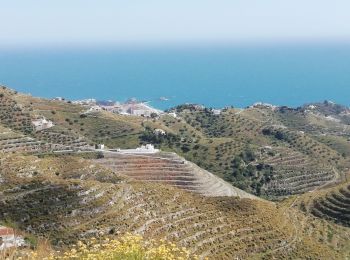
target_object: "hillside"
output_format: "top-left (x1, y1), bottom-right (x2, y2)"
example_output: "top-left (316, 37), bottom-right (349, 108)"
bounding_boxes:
top-left (94, 151), bottom-right (257, 199)
top-left (7, 88), bottom-right (349, 200)
top-left (0, 153), bottom-right (349, 259)
top-left (297, 180), bottom-right (350, 227)
top-left (0, 86), bottom-right (350, 259)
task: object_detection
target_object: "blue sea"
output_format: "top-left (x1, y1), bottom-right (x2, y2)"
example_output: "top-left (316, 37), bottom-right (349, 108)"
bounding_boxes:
top-left (0, 44), bottom-right (349, 109)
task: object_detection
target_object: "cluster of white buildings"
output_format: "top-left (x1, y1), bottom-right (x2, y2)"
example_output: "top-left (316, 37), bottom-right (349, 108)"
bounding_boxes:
top-left (76, 98), bottom-right (164, 117)
top-left (102, 99), bottom-right (162, 117)
top-left (72, 99), bottom-right (97, 106)
top-left (250, 102), bottom-right (278, 110)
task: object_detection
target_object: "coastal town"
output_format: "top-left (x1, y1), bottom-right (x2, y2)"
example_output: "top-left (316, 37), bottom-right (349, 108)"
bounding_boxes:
top-left (51, 96), bottom-right (223, 119)
top-left (72, 98), bottom-right (164, 117)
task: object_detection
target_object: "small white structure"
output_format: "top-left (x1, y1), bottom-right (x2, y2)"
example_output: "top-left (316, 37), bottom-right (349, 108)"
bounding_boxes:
top-left (308, 105), bottom-right (317, 110)
top-left (95, 144), bottom-right (105, 150)
top-left (168, 112), bottom-right (177, 118)
top-left (52, 97), bottom-right (64, 101)
top-left (118, 144), bottom-right (159, 154)
top-left (263, 146), bottom-right (272, 150)
top-left (0, 226), bottom-right (26, 251)
top-left (153, 128), bottom-right (166, 135)
top-left (32, 117), bottom-right (54, 131)
top-left (85, 105), bottom-right (102, 113)
top-left (212, 109), bottom-right (222, 115)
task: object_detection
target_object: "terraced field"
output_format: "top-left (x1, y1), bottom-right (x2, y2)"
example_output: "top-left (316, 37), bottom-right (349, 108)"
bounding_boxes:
top-left (1, 87), bottom-right (350, 258)
top-left (0, 88), bottom-right (34, 134)
top-left (261, 148), bottom-right (337, 198)
top-left (309, 182), bottom-right (350, 227)
top-left (94, 152), bottom-right (256, 198)
top-left (34, 127), bottom-right (90, 150)
top-left (0, 128), bottom-right (90, 154)
top-left (3, 89), bottom-right (345, 199)
top-left (0, 153), bottom-right (345, 259)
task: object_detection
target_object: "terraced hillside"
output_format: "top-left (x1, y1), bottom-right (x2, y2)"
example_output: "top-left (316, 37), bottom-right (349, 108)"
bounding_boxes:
top-left (298, 181), bottom-right (350, 227)
top-left (13, 91), bottom-right (144, 149)
top-left (1, 88), bottom-right (350, 258)
top-left (34, 126), bottom-right (90, 150)
top-left (94, 152), bottom-right (256, 198)
top-left (0, 87), bottom-right (93, 153)
top-left (0, 87), bottom-right (34, 134)
top-left (0, 124), bottom-right (49, 153)
top-left (0, 153), bottom-right (348, 259)
top-left (2, 88), bottom-right (349, 199)
top-left (260, 147), bottom-right (337, 198)
top-left (156, 105), bottom-right (345, 198)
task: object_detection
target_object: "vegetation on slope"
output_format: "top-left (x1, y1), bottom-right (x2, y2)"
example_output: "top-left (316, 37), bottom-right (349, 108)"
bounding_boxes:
top-left (2, 86), bottom-right (349, 199)
top-left (6, 234), bottom-right (196, 260)
top-left (1, 87), bottom-right (350, 258)
top-left (0, 152), bottom-right (348, 259)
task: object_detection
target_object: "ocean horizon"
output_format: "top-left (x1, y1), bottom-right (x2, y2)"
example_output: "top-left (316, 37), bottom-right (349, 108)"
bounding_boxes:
top-left (0, 44), bottom-right (349, 109)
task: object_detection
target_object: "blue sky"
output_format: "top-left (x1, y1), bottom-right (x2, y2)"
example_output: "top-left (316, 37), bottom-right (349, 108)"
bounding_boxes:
top-left (1, 0), bottom-right (350, 48)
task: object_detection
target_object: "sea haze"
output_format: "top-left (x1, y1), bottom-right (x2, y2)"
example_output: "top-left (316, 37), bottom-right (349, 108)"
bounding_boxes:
top-left (0, 44), bottom-right (349, 109)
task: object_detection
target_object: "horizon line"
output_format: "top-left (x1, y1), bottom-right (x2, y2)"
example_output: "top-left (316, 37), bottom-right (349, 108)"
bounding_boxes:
top-left (1, 38), bottom-right (350, 51)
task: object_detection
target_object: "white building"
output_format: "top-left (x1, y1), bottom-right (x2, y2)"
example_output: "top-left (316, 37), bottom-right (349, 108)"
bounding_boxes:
top-left (0, 226), bottom-right (26, 251)
top-left (118, 144), bottom-right (159, 154)
top-left (212, 109), bottom-right (222, 115)
top-left (52, 97), bottom-right (64, 101)
top-left (167, 112), bottom-right (177, 118)
top-left (32, 118), bottom-right (54, 131)
top-left (308, 105), bottom-right (317, 110)
top-left (95, 144), bottom-right (105, 150)
top-left (154, 128), bottom-right (166, 135)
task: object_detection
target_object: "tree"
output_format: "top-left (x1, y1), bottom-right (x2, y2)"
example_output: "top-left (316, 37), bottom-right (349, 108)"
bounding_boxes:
top-left (150, 113), bottom-right (158, 119)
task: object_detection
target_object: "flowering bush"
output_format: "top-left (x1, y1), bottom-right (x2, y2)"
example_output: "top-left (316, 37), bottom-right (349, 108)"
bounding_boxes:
top-left (18, 233), bottom-right (198, 260)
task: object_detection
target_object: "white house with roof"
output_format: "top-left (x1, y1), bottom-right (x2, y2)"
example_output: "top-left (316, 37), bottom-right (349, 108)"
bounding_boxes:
top-left (167, 112), bottom-right (177, 118)
top-left (0, 226), bottom-right (26, 251)
top-left (95, 144), bottom-right (105, 150)
top-left (117, 144), bottom-right (159, 154)
top-left (212, 109), bottom-right (222, 115)
top-left (32, 117), bottom-right (54, 131)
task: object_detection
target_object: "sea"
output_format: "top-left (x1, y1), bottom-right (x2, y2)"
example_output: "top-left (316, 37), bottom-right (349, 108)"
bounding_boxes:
top-left (0, 44), bottom-right (349, 110)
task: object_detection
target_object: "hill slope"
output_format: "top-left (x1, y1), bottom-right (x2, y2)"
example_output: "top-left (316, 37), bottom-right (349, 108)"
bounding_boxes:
top-left (0, 86), bottom-right (350, 258)
top-left (0, 153), bottom-right (349, 259)
top-left (94, 151), bottom-right (257, 199)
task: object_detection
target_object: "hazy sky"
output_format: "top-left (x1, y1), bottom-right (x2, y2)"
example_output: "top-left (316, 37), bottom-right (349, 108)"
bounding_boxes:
top-left (1, 0), bottom-right (350, 48)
